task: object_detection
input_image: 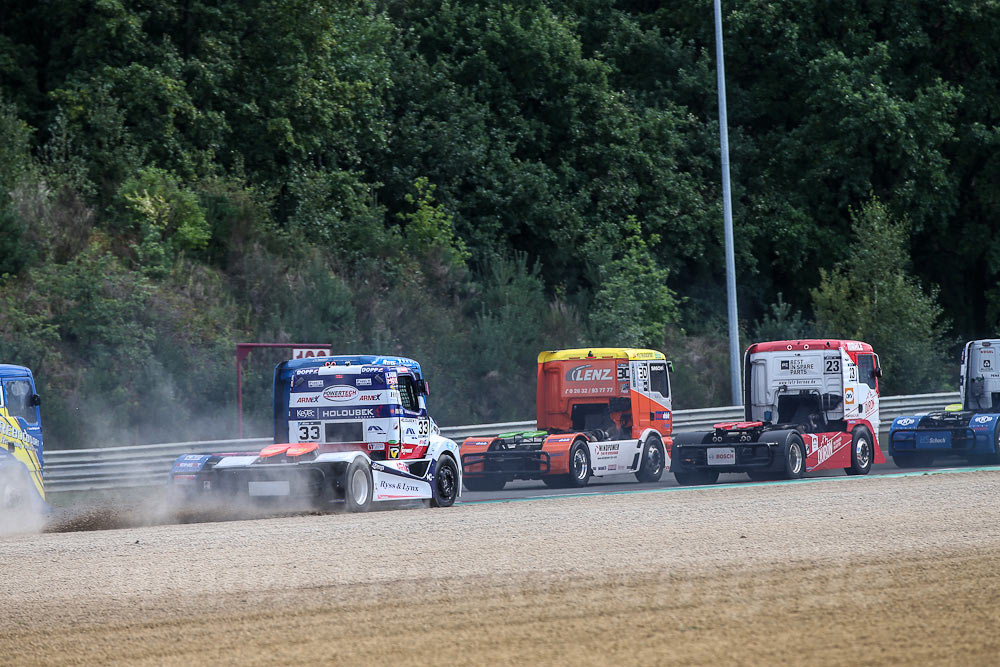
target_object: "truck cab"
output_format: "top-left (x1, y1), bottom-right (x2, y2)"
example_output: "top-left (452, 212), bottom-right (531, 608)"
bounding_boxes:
top-left (889, 339), bottom-right (1000, 466)
top-left (461, 348), bottom-right (673, 491)
top-left (0, 364), bottom-right (45, 514)
top-left (671, 340), bottom-right (885, 485)
top-left (171, 355), bottom-right (461, 512)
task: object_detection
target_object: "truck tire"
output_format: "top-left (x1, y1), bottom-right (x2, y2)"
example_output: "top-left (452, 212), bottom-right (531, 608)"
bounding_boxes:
top-left (430, 456), bottom-right (459, 508)
top-left (674, 470), bottom-right (719, 486)
top-left (845, 428), bottom-right (873, 475)
top-left (343, 459), bottom-right (373, 512)
top-left (891, 451), bottom-right (934, 468)
top-left (783, 435), bottom-right (805, 479)
top-left (564, 440), bottom-right (592, 488)
top-left (634, 436), bottom-right (665, 483)
top-left (463, 475), bottom-right (507, 492)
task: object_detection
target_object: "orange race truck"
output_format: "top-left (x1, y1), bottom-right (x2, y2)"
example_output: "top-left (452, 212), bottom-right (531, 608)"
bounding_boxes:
top-left (460, 348), bottom-right (673, 491)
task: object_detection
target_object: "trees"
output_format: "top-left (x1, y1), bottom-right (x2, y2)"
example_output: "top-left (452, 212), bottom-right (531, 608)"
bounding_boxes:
top-left (812, 198), bottom-right (949, 394)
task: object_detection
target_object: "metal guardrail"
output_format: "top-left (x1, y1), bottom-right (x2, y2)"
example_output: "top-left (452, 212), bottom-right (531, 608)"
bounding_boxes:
top-left (42, 392), bottom-right (961, 493)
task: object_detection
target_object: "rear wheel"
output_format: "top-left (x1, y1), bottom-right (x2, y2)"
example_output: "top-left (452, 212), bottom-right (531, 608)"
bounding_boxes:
top-left (343, 459), bottom-right (373, 512)
top-left (430, 456), bottom-right (459, 507)
top-left (463, 474), bottom-right (507, 492)
top-left (891, 451), bottom-right (934, 468)
top-left (674, 470), bottom-right (720, 486)
top-left (635, 436), bottom-right (665, 483)
top-left (784, 436), bottom-right (805, 479)
top-left (845, 428), bottom-right (874, 475)
top-left (565, 440), bottom-right (591, 488)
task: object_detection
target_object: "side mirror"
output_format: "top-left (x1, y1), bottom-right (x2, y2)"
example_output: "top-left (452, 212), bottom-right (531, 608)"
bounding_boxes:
top-left (419, 379), bottom-right (430, 396)
top-left (667, 360), bottom-right (674, 373)
top-left (30, 393), bottom-right (41, 407)
top-left (874, 367), bottom-right (883, 379)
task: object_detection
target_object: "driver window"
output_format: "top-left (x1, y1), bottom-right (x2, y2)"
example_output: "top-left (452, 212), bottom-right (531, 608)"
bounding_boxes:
top-left (398, 376), bottom-right (418, 412)
top-left (857, 355), bottom-right (878, 390)
top-left (649, 363), bottom-right (669, 397)
top-left (4, 380), bottom-right (36, 424)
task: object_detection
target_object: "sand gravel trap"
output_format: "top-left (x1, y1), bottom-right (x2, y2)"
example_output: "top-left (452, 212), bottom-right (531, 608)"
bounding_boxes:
top-left (2, 471), bottom-right (1000, 665)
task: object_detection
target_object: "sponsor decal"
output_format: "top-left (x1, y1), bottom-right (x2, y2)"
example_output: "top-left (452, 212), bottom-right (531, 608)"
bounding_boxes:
top-left (292, 408), bottom-right (317, 419)
top-left (388, 445), bottom-right (401, 459)
top-left (405, 428), bottom-right (416, 435)
top-left (596, 443), bottom-right (619, 457)
top-left (845, 388), bottom-right (855, 405)
top-left (565, 364), bottom-right (613, 382)
top-left (295, 396), bottom-right (320, 404)
top-left (616, 364), bottom-right (629, 380)
top-left (608, 464), bottom-right (617, 471)
top-left (847, 342), bottom-right (864, 351)
top-left (780, 358), bottom-right (815, 375)
top-left (323, 385), bottom-right (358, 402)
top-left (319, 407), bottom-right (375, 419)
top-left (619, 382), bottom-right (629, 393)
top-left (548, 436), bottom-right (573, 443)
top-left (358, 393), bottom-right (382, 402)
top-left (368, 442), bottom-right (386, 451)
top-left (386, 373), bottom-right (398, 387)
top-left (356, 378), bottom-right (372, 386)
top-left (361, 366), bottom-right (383, 374)
top-left (653, 410), bottom-right (671, 421)
top-left (973, 415), bottom-right (994, 424)
top-left (308, 380), bottom-right (324, 388)
top-left (378, 479), bottom-right (421, 494)
top-left (368, 425), bottom-right (386, 435)
top-left (294, 368), bottom-right (320, 375)
top-left (896, 417), bottom-right (916, 427)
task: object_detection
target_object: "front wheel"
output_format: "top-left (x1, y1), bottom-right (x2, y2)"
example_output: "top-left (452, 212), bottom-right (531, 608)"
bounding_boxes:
top-left (674, 470), bottom-right (719, 486)
top-left (845, 429), bottom-right (874, 476)
top-left (343, 459), bottom-right (373, 512)
top-left (784, 436), bottom-right (805, 479)
top-left (430, 456), bottom-right (459, 508)
top-left (634, 437), bottom-right (665, 483)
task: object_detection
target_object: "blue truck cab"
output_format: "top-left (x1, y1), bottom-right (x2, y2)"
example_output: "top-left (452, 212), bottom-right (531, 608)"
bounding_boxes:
top-left (889, 339), bottom-right (1000, 467)
top-left (0, 364), bottom-right (45, 513)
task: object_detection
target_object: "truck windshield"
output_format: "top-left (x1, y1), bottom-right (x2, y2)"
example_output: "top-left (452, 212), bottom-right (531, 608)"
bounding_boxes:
top-left (3, 379), bottom-right (36, 424)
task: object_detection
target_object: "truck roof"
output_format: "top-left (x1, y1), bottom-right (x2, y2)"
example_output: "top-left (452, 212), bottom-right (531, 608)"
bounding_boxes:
top-left (748, 340), bottom-right (873, 354)
top-left (280, 355), bottom-right (422, 377)
top-left (0, 364), bottom-right (32, 378)
top-left (537, 348), bottom-right (665, 363)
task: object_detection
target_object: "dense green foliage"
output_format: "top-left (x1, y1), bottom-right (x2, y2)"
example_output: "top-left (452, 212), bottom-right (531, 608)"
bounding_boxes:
top-left (0, 0), bottom-right (991, 446)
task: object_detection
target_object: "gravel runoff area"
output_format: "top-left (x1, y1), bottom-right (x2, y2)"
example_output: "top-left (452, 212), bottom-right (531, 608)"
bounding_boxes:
top-left (2, 470), bottom-right (1000, 666)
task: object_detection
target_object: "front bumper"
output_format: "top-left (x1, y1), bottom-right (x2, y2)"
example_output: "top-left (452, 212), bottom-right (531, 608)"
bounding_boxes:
top-left (888, 428), bottom-right (981, 455)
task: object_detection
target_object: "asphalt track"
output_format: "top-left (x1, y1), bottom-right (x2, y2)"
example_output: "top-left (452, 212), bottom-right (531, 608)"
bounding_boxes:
top-left (460, 459), bottom-right (972, 503)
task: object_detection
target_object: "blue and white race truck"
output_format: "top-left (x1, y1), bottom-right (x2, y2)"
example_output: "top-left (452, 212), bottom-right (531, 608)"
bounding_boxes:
top-left (889, 339), bottom-right (1000, 467)
top-left (0, 364), bottom-right (45, 522)
top-left (169, 355), bottom-right (461, 512)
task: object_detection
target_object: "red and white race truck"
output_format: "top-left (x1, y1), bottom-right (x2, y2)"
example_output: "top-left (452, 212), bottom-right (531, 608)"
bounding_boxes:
top-left (461, 348), bottom-right (672, 490)
top-left (670, 339), bottom-right (885, 485)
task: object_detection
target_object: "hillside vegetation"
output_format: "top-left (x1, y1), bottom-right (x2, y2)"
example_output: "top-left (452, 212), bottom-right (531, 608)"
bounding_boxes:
top-left (1, 1), bottom-right (994, 447)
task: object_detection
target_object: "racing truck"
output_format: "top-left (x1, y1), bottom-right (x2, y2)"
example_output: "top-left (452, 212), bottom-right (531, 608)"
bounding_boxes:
top-left (0, 364), bottom-right (45, 521)
top-left (460, 348), bottom-right (672, 491)
top-left (671, 339), bottom-right (885, 485)
top-left (888, 339), bottom-right (1000, 467)
top-left (169, 355), bottom-right (461, 512)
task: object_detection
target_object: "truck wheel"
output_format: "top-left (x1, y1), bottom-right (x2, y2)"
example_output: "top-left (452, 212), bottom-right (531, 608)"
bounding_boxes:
top-left (565, 440), bottom-right (591, 488)
top-left (845, 428), bottom-right (873, 475)
top-left (463, 475), bottom-right (507, 492)
top-left (634, 436), bottom-right (665, 483)
top-left (343, 459), bottom-right (373, 512)
top-left (430, 456), bottom-right (459, 508)
top-left (784, 435), bottom-right (805, 479)
top-left (674, 470), bottom-right (719, 486)
top-left (891, 452), bottom-right (934, 468)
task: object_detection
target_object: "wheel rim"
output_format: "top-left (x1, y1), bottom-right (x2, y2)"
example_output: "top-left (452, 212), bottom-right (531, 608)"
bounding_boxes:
top-left (572, 447), bottom-right (588, 479)
top-left (350, 468), bottom-right (369, 505)
top-left (646, 444), bottom-right (662, 475)
top-left (789, 443), bottom-right (803, 474)
top-left (437, 463), bottom-right (456, 500)
top-left (856, 437), bottom-right (871, 469)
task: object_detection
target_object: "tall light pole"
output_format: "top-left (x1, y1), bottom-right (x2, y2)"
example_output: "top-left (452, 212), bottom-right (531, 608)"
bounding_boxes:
top-left (714, 0), bottom-right (742, 406)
